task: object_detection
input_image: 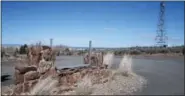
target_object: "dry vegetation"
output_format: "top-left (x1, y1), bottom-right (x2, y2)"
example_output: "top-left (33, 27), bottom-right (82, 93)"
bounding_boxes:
top-left (54, 45), bottom-right (185, 57)
top-left (113, 46), bottom-right (184, 56)
top-left (1, 44), bottom-right (147, 95)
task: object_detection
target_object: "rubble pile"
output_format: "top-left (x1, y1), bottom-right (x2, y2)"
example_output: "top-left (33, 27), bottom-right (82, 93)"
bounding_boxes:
top-left (12, 45), bottom-right (57, 95)
top-left (58, 66), bottom-right (110, 85)
top-left (83, 52), bottom-right (104, 67)
top-left (7, 45), bottom-right (110, 95)
top-left (2, 44), bottom-right (147, 95)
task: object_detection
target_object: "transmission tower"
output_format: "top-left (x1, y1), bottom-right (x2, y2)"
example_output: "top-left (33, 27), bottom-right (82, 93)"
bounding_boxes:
top-left (155, 1), bottom-right (168, 47)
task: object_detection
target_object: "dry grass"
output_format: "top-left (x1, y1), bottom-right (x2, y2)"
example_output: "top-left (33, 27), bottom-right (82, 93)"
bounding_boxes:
top-left (72, 75), bottom-right (94, 95)
top-left (29, 76), bottom-right (58, 95)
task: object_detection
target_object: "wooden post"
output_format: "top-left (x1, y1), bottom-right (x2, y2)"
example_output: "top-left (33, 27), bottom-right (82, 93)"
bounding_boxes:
top-left (50, 38), bottom-right (53, 48)
top-left (89, 40), bottom-right (92, 64)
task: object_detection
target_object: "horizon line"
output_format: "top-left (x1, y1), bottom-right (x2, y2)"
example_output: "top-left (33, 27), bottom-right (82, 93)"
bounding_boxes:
top-left (2, 43), bottom-right (184, 48)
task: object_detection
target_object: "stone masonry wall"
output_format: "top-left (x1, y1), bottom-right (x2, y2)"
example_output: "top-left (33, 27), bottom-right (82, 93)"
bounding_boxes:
top-left (13, 45), bottom-right (109, 95)
top-left (13, 45), bottom-right (57, 95)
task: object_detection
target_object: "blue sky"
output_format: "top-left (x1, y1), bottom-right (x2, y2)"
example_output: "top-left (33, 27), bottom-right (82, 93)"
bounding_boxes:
top-left (2, 1), bottom-right (184, 47)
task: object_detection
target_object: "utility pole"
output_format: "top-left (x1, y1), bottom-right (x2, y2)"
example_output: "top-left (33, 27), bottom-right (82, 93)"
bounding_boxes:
top-left (155, 1), bottom-right (168, 47)
top-left (89, 40), bottom-right (92, 64)
top-left (39, 41), bottom-right (41, 46)
top-left (50, 38), bottom-right (53, 48)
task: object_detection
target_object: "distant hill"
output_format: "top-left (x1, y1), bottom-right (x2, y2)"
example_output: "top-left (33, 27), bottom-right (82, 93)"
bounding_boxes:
top-left (2, 44), bottom-right (22, 47)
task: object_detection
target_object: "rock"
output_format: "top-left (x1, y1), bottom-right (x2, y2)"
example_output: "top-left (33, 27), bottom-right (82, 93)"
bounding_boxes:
top-left (59, 71), bottom-right (74, 77)
top-left (102, 79), bottom-right (109, 83)
top-left (83, 52), bottom-right (104, 66)
top-left (72, 72), bottom-right (81, 83)
top-left (23, 81), bottom-right (29, 92)
top-left (29, 79), bottom-right (38, 88)
top-left (61, 68), bottom-right (71, 71)
top-left (24, 71), bottom-right (40, 81)
top-left (15, 64), bottom-right (37, 74)
top-left (39, 67), bottom-right (58, 80)
top-left (39, 74), bottom-right (48, 80)
top-left (59, 68), bottom-right (81, 77)
top-left (66, 75), bottom-right (75, 86)
top-left (38, 60), bottom-right (53, 74)
top-left (1, 85), bottom-right (15, 95)
top-left (58, 75), bottom-right (74, 86)
top-left (59, 76), bottom-right (68, 86)
top-left (14, 70), bottom-right (24, 84)
top-left (48, 67), bottom-right (59, 77)
top-left (41, 49), bottom-right (52, 61)
top-left (80, 70), bottom-right (87, 78)
top-left (14, 84), bottom-right (23, 94)
top-left (23, 79), bottom-right (38, 92)
top-left (60, 86), bottom-right (74, 93)
top-left (31, 55), bottom-right (41, 66)
top-left (72, 69), bottom-right (80, 73)
top-left (84, 56), bottom-right (89, 64)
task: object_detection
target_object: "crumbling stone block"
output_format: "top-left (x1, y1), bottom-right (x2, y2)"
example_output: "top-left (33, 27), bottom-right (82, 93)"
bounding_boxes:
top-left (23, 79), bottom-right (38, 93)
top-left (24, 71), bottom-right (40, 81)
top-left (15, 64), bottom-right (37, 74)
top-left (23, 81), bottom-right (29, 92)
top-left (28, 79), bottom-right (38, 88)
top-left (38, 60), bottom-right (53, 74)
top-left (14, 69), bottom-right (24, 85)
top-left (14, 84), bottom-right (23, 94)
top-left (83, 52), bottom-right (104, 67)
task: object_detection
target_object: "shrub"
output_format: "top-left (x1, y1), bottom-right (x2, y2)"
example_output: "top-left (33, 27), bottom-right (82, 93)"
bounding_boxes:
top-left (129, 50), bottom-right (141, 55)
top-left (19, 44), bottom-right (28, 54)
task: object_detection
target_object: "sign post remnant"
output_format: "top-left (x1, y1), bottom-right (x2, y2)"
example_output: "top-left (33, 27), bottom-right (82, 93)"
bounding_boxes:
top-left (50, 38), bottom-right (53, 48)
top-left (89, 40), bottom-right (92, 64)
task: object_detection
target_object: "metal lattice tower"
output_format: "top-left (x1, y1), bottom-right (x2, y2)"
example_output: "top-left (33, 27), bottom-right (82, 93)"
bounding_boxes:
top-left (155, 1), bottom-right (168, 47)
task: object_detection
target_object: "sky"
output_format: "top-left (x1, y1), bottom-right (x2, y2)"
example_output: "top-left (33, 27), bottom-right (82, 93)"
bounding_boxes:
top-left (2, 1), bottom-right (184, 47)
